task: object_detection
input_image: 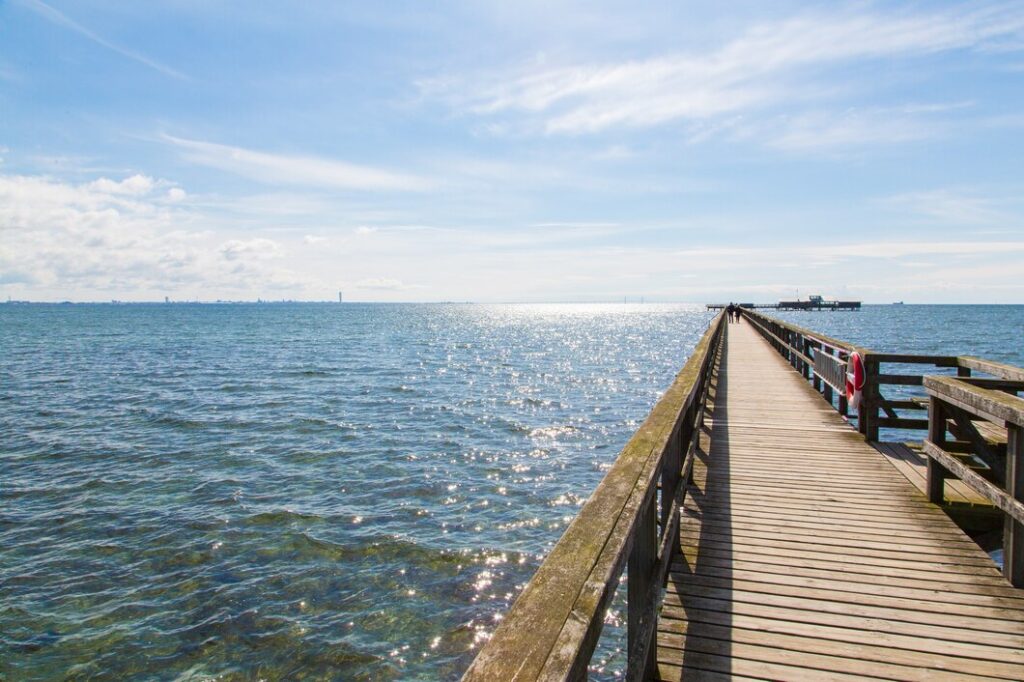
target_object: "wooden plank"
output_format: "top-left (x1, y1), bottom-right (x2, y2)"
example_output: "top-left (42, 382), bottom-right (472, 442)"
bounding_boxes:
top-left (655, 585), bottom-right (1024, 647)
top-left (659, 608), bottom-right (1024, 666)
top-left (658, 636), bottom-right (1011, 681)
top-left (669, 555), bottom-right (1024, 602)
top-left (658, 624), bottom-right (1024, 680)
top-left (665, 575), bottom-right (1024, 622)
top-left (676, 526), bottom-right (993, 561)
top-left (677, 537), bottom-right (1006, 581)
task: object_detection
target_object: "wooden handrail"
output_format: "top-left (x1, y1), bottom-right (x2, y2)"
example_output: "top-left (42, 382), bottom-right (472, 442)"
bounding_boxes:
top-left (924, 376), bottom-right (1024, 428)
top-left (738, 310), bottom-right (1024, 441)
top-left (462, 312), bottom-right (726, 681)
top-left (959, 356), bottom-right (1024, 383)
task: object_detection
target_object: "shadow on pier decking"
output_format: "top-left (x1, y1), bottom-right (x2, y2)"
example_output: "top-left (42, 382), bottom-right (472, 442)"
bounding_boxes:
top-left (659, 336), bottom-right (734, 679)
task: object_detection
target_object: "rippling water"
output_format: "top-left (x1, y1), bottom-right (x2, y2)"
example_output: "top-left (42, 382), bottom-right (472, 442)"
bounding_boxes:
top-left (3, 303), bottom-right (1021, 681)
top-left (1, 303), bottom-right (713, 681)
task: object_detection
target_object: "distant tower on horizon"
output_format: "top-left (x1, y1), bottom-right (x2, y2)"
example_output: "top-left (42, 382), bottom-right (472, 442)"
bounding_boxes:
top-left (338, 291), bottom-right (343, 303)
top-left (165, 296), bottom-right (170, 304)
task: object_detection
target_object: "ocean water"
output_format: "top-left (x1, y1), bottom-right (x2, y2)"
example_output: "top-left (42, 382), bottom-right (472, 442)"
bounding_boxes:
top-left (2, 303), bottom-right (1021, 681)
top-left (1, 303), bottom-right (712, 681)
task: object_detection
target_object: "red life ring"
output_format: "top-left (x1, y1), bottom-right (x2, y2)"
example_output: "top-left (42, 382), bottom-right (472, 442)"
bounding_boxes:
top-left (846, 351), bottom-right (865, 410)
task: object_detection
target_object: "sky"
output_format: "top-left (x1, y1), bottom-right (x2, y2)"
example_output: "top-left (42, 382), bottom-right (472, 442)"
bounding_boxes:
top-left (2, 1), bottom-right (1024, 303)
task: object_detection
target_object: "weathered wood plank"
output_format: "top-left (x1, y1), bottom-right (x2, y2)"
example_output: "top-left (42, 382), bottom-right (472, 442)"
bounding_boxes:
top-left (925, 375), bottom-right (1024, 428)
top-left (959, 356), bottom-right (1024, 382)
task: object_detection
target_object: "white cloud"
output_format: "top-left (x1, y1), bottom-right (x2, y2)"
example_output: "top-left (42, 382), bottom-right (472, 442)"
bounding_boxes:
top-left (220, 238), bottom-right (282, 261)
top-left (422, 6), bottom-right (1024, 136)
top-left (87, 174), bottom-right (156, 195)
top-left (883, 189), bottom-right (1014, 226)
top-left (762, 108), bottom-right (938, 152)
top-left (164, 135), bottom-right (432, 191)
top-left (3, 169), bottom-right (1022, 303)
top-left (0, 173), bottom-right (303, 299)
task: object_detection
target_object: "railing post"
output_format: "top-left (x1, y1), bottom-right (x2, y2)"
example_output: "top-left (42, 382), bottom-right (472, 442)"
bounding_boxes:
top-left (823, 348), bottom-right (834, 407)
top-left (661, 415), bottom-right (684, 555)
top-left (926, 397), bottom-right (949, 504)
top-left (628, 494), bottom-right (657, 680)
top-left (801, 337), bottom-right (810, 379)
top-left (811, 342), bottom-right (821, 392)
top-left (1005, 424), bottom-right (1024, 587)
top-left (861, 355), bottom-right (879, 441)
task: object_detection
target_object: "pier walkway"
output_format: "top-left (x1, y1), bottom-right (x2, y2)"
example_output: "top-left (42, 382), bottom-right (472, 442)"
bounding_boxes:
top-left (464, 310), bottom-right (1024, 682)
top-left (656, 321), bottom-right (1024, 680)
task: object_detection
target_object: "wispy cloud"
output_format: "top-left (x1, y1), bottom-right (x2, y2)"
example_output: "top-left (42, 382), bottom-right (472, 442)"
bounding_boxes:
top-left (164, 135), bottom-right (432, 192)
top-left (762, 108), bottom-right (938, 152)
top-left (422, 5), bottom-right (1024, 137)
top-left (16, 0), bottom-right (187, 80)
top-left (882, 188), bottom-right (1021, 227)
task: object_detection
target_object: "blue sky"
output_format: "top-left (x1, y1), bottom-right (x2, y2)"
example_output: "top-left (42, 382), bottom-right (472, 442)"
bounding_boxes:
top-left (2, 1), bottom-right (1023, 302)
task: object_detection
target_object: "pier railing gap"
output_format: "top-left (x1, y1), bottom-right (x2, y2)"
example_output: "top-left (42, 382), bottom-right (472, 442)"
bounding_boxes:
top-left (462, 312), bottom-right (727, 681)
top-left (740, 308), bottom-right (1024, 585)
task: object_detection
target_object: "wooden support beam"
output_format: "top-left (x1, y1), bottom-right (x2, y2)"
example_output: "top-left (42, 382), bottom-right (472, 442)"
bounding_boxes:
top-left (1006, 425), bottom-right (1024, 587)
top-left (926, 397), bottom-right (948, 503)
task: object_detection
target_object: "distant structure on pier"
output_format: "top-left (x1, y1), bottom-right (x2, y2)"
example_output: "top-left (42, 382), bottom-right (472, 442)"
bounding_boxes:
top-left (338, 291), bottom-right (343, 303)
top-left (707, 294), bottom-right (861, 311)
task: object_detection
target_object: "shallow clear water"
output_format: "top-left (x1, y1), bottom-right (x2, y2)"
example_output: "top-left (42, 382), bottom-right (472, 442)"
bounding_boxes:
top-left (2, 303), bottom-right (1021, 680)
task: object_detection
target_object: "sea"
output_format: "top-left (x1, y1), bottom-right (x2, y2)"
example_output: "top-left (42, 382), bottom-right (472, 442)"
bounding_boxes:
top-left (2, 303), bottom-right (1022, 681)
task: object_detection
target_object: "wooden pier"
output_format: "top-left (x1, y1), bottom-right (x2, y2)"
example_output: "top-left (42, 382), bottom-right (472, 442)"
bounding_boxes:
top-left (707, 300), bottom-right (861, 311)
top-left (464, 310), bottom-right (1024, 681)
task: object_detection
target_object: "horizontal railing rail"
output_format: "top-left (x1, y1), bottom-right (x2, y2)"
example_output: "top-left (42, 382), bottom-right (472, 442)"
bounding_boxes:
top-left (923, 376), bottom-right (1024, 586)
top-left (462, 312), bottom-right (727, 681)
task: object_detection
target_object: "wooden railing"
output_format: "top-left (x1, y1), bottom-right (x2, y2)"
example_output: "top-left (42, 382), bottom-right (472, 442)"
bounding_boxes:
top-left (924, 376), bottom-right (1024, 586)
top-left (462, 313), bottom-right (726, 681)
top-left (740, 309), bottom-right (1024, 441)
top-left (740, 309), bottom-right (865, 419)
